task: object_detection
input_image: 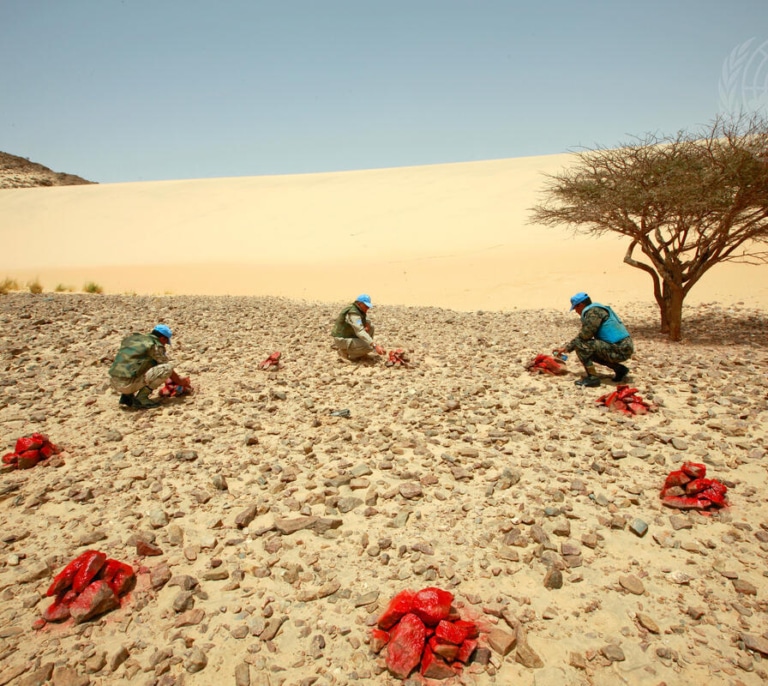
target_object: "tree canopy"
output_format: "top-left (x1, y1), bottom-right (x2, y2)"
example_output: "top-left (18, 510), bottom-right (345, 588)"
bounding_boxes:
top-left (530, 115), bottom-right (768, 340)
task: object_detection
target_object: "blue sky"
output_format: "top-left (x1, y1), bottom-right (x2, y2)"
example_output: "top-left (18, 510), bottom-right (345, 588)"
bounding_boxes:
top-left (1, 0), bottom-right (767, 183)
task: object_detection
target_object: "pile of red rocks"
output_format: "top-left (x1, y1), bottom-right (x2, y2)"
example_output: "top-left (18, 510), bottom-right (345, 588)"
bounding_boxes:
top-left (526, 354), bottom-right (567, 376)
top-left (38, 550), bottom-right (135, 627)
top-left (373, 587), bottom-right (483, 680)
top-left (660, 462), bottom-right (729, 511)
top-left (258, 351), bottom-right (282, 370)
top-left (385, 348), bottom-right (410, 367)
top-left (1, 433), bottom-right (59, 469)
top-left (596, 385), bottom-right (652, 416)
top-left (158, 377), bottom-right (194, 398)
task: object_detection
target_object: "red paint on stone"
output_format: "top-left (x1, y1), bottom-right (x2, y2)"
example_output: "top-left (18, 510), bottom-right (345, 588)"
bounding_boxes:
top-left (69, 580), bottom-right (119, 624)
top-left (435, 619), bottom-right (468, 645)
top-left (420, 648), bottom-right (456, 679)
top-left (378, 589), bottom-right (416, 630)
top-left (411, 587), bottom-right (453, 627)
top-left (456, 638), bottom-right (478, 663)
top-left (72, 551), bottom-right (107, 593)
top-left (386, 613), bottom-right (426, 679)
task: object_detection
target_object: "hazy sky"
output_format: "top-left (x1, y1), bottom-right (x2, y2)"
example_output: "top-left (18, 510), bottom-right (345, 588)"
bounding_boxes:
top-left (2, 0), bottom-right (767, 183)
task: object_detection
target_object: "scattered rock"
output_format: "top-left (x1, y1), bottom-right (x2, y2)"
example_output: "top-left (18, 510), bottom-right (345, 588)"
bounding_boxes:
top-left (619, 574), bottom-right (645, 595)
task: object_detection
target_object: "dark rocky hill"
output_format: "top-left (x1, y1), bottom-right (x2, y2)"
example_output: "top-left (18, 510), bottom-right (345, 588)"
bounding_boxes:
top-left (0, 151), bottom-right (96, 189)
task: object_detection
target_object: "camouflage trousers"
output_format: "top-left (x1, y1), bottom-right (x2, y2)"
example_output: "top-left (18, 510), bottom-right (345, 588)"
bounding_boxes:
top-left (109, 362), bottom-right (175, 395)
top-left (332, 323), bottom-right (376, 361)
top-left (573, 337), bottom-right (634, 372)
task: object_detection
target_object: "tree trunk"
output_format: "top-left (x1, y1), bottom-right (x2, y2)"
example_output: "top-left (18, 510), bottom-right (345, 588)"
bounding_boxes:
top-left (657, 293), bottom-right (670, 334)
top-left (661, 282), bottom-right (685, 341)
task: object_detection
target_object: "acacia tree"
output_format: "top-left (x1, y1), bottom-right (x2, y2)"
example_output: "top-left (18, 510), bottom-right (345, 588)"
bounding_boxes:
top-left (530, 115), bottom-right (768, 340)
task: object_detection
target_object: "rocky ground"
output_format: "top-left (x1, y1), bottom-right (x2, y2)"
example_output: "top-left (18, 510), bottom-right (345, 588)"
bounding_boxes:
top-left (0, 152), bottom-right (94, 190)
top-left (0, 292), bottom-right (767, 686)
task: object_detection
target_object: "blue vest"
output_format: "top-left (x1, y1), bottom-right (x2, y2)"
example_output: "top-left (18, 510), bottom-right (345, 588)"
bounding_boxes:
top-left (582, 303), bottom-right (630, 344)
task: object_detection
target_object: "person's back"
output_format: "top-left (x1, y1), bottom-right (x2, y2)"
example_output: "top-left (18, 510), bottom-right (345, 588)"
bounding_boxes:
top-left (109, 333), bottom-right (158, 381)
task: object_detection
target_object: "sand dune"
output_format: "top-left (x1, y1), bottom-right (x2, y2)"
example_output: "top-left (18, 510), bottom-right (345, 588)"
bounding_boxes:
top-left (2, 153), bottom-right (768, 310)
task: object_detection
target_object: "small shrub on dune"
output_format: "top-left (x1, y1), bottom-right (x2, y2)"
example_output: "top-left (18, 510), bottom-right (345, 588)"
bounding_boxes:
top-left (0, 277), bottom-right (20, 294)
top-left (83, 281), bottom-right (104, 294)
top-left (54, 284), bottom-right (74, 293)
top-left (28, 279), bottom-right (43, 294)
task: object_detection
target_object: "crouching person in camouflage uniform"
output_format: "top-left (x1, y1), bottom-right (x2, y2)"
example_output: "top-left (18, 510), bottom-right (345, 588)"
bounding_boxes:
top-left (554, 292), bottom-right (634, 388)
top-left (331, 294), bottom-right (385, 362)
top-left (109, 324), bottom-right (187, 409)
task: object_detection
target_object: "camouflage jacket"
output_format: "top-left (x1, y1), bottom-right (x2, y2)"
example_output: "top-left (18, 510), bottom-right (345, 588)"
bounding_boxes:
top-left (108, 333), bottom-right (168, 381)
top-left (331, 303), bottom-right (373, 345)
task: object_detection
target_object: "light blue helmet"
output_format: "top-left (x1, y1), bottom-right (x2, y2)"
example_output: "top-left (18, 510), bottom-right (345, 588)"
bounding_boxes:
top-left (570, 292), bottom-right (589, 310)
top-left (152, 324), bottom-right (172, 341)
top-left (355, 294), bottom-right (372, 309)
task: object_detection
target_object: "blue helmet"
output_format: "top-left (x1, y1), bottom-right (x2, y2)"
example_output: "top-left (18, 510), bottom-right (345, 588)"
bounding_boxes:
top-left (152, 324), bottom-right (172, 341)
top-left (569, 292), bottom-right (589, 310)
top-left (355, 294), bottom-right (372, 309)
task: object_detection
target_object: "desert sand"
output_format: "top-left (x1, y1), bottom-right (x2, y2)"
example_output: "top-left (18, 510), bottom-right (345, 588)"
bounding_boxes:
top-left (0, 156), bottom-right (767, 686)
top-left (2, 154), bottom-right (768, 310)
top-left (0, 292), bottom-right (766, 686)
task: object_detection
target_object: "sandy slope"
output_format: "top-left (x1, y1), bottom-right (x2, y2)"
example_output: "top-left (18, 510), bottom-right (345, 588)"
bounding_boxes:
top-left (0, 292), bottom-right (767, 686)
top-left (2, 154), bottom-right (768, 310)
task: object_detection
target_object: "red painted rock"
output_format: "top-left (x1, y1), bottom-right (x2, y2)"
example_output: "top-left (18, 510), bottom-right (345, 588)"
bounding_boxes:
top-left (681, 462), bottom-right (707, 479)
top-left (700, 483), bottom-right (727, 507)
top-left (663, 470), bottom-right (690, 490)
top-left (47, 555), bottom-right (87, 597)
top-left (661, 495), bottom-right (710, 510)
top-left (17, 450), bottom-right (41, 469)
top-left (15, 435), bottom-right (43, 453)
top-left (378, 589), bottom-right (416, 630)
top-left (685, 477), bottom-right (714, 494)
top-left (453, 620), bottom-right (479, 639)
top-left (420, 648), bottom-right (456, 679)
top-left (411, 587), bottom-right (453, 627)
top-left (72, 551), bottom-right (107, 593)
top-left (370, 628), bottom-right (390, 653)
top-left (69, 580), bottom-right (120, 624)
top-left (100, 559), bottom-right (136, 596)
top-left (456, 638), bottom-right (478, 663)
top-left (387, 613), bottom-right (426, 679)
top-left (435, 619), bottom-right (468, 645)
top-left (43, 589), bottom-right (78, 622)
top-left (429, 636), bottom-right (459, 662)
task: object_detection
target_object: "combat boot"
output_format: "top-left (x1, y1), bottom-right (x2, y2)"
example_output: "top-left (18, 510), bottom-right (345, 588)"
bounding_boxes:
top-left (133, 386), bottom-right (161, 409)
top-left (119, 393), bottom-right (135, 408)
top-left (575, 375), bottom-right (601, 387)
top-left (611, 364), bottom-right (630, 383)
